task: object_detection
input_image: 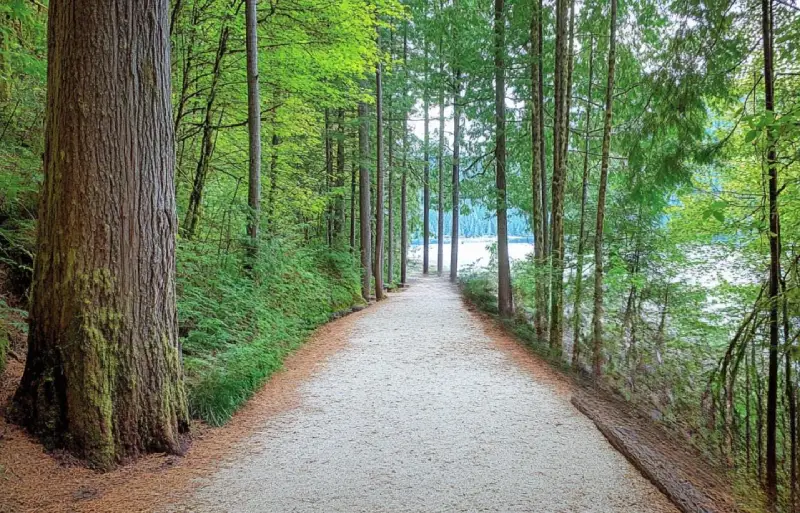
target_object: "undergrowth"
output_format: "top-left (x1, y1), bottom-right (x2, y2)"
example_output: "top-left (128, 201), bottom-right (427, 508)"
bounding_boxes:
top-left (178, 238), bottom-right (363, 425)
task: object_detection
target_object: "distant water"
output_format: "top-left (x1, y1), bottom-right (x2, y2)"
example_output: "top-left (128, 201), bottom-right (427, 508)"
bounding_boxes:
top-left (409, 237), bottom-right (534, 270)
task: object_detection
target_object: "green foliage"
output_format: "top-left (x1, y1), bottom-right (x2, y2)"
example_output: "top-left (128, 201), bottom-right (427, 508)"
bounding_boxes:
top-left (179, 239), bottom-right (362, 425)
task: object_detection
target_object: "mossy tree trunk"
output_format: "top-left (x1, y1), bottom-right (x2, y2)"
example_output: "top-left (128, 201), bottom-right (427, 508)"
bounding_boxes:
top-left (12, 0), bottom-right (189, 470)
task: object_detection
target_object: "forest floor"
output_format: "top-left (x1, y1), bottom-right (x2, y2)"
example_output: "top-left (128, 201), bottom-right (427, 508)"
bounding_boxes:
top-left (2, 274), bottom-right (683, 512)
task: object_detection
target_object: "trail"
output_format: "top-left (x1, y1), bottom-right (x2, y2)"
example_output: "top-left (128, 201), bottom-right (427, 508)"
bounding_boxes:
top-left (179, 275), bottom-right (677, 513)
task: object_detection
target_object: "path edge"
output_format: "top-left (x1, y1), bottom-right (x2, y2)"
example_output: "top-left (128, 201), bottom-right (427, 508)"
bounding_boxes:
top-left (458, 280), bottom-right (756, 513)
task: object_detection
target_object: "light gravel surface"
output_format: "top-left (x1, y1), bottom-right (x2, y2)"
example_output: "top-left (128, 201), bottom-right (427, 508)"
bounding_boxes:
top-left (184, 276), bottom-right (677, 513)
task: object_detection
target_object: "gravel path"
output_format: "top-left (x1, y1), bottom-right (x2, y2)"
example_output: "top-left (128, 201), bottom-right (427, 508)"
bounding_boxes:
top-left (184, 276), bottom-right (677, 513)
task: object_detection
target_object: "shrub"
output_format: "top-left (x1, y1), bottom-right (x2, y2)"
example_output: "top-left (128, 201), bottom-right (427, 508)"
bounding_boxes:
top-left (177, 238), bottom-right (363, 425)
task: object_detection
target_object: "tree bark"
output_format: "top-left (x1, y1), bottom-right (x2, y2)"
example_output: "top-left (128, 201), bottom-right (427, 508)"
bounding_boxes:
top-left (374, 45), bottom-right (385, 298)
top-left (592, 0), bottom-right (618, 378)
top-left (387, 85), bottom-right (395, 283)
top-left (12, 0), bottom-right (189, 470)
top-left (325, 109), bottom-right (334, 245)
top-left (783, 278), bottom-right (797, 509)
top-left (762, 0), bottom-right (780, 502)
top-left (538, 0), bottom-right (549, 264)
top-left (0, 20), bottom-right (10, 102)
top-left (494, 0), bottom-right (512, 317)
top-left (335, 109), bottom-right (346, 240)
top-left (350, 125), bottom-right (357, 252)
top-left (571, 34), bottom-right (594, 367)
top-left (400, 24), bottom-right (409, 286)
top-left (530, 0), bottom-right (546, 343)
top-left (358, 99), bottom-right (371, 300)
top-left (437, 50), bottom-right (446, 276)
top-left (245, 0), bottom-right (261, 256)
top-left (450, 69), bottom-right (461, 283)
top-left (423, 38), bottom-right (431, 275)
top-left (548, 0), bottom-right (570, 356)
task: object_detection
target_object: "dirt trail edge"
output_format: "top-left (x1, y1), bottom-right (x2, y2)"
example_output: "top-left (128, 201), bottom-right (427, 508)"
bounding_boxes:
top-left (572, 391), bottom-right (742, 513)
top-left (180, 275), bottom-right (677, 513)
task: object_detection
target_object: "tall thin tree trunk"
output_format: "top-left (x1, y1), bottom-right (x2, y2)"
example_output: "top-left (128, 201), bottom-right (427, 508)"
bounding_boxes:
top-left (784, 278), bottom-right (797, 509)
top-left (495, 0), bottom-right (512, 317)
top-left (571, 34), bottom-right (594, 367)
top-left (335, 109), bottom-right (346, 240)
top-left (530, 0), bottom-right (546, 343)
top-left (538, 0), bottom-right (549, 263)
top-left (245, 0), bottom-right (261, 256)
top-left (763, 0), bottom-right (780, 501)
top-left (267, 131), bottom-right (279, 231)
top-left (0, 19), bottom-right (10, 102)
top-left (450, 69), bottom-right (461, 283)
top-left (358, 98), bottom-right (372, 300)
top-left (437, 52), bottom-right (446, 276)
top-left (325, 109), bottom-right (334, 245)
top-left (592, 0), bottom-right (618, 378)
top-left (387, 86), bottom-right (395, 283)
top-left (374, 53), bottom-right (385, 299)
top-left (549, 0), bottom-right (570, 356)
top-left (12, 0), bottom-right (188, 469)
top-left (183, 23), bottom-right (229, 239)
top-left (350, 149), bottom-right (357, 251)
top-left (400, 24), bottom-right (409, 286)
top-left (423, 39), bottom-right (431, 275)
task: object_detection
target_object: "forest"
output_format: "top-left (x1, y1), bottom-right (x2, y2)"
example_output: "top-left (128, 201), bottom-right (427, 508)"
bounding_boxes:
top-left (0, 0), bottom-right (799, 510)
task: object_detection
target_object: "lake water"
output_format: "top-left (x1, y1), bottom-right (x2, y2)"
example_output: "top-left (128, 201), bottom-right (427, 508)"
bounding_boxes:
top-left (410, 237), bottom-right (534, 270)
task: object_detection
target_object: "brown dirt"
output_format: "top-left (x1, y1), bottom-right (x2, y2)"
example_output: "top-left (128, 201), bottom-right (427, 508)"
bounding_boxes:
top-left (0, 303), bottom-right (370, 513)
top-left (571, 390), bottom-right (751, 513)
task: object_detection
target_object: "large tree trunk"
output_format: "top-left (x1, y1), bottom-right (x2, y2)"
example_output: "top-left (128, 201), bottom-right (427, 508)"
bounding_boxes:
top-left (494, 0), bottom-right (512, 317)
top-left (12, 0), bottom-right (189, 470)
top-left (245, 0), bottom-right (261, 255)
top-left (571, 35), bottom-right (594, 367)
top-left (358, 99), bottom-right (371, 300)
top-left (530, 0), bottom-right (546, 343)
top-left (762, 0), bottom-right (780, 502)
top-left (591, 0), bottom-right (618, 378)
